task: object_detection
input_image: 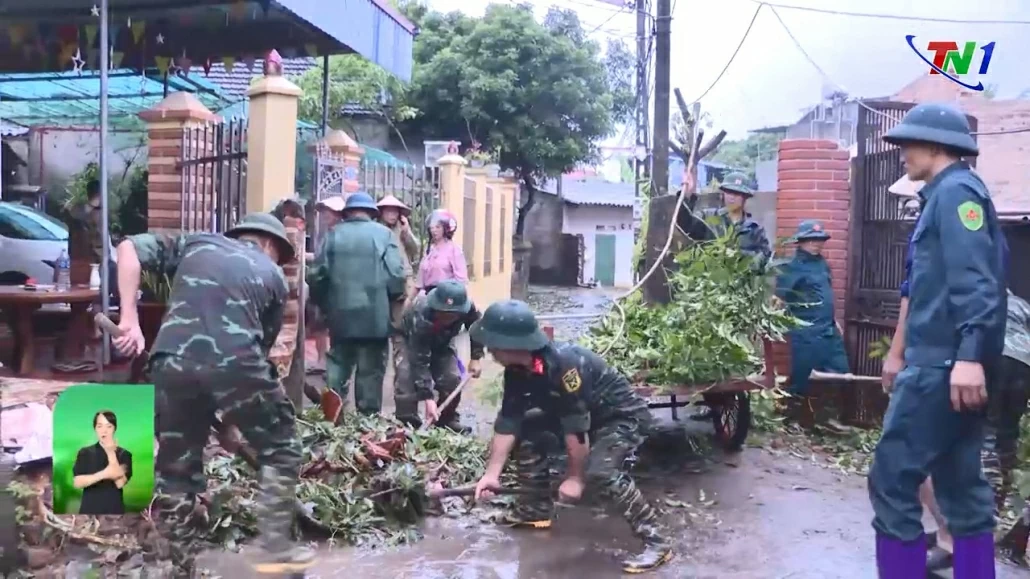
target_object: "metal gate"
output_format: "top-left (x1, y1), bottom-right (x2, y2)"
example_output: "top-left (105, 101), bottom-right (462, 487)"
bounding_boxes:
top-left (844, 101), bottom-right (978, 376)
top-left (178, 118), bottom-right (247, 233)
top-left (360, 160), bottom-right (441, 265)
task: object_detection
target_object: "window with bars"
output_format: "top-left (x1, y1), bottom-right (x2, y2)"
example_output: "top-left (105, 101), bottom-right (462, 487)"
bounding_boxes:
top-left (483, 186), bottom-right (494, 276)
top-left (463, 178), bottom-right (477, 280)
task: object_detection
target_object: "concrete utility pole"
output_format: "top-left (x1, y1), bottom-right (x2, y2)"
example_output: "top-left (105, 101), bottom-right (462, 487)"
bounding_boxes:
top-left (632, 0), bottom-right (652, 280)
top-left (642, 0), bottom-right (672, 303)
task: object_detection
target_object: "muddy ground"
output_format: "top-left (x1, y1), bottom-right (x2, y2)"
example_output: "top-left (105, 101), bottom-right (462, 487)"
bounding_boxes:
top-left (198, 285), bottom-right (1030, 578)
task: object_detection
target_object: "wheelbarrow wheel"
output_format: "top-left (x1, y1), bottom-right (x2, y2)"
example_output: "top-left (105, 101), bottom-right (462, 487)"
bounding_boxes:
top-left (711, 392), bottom-right (751, 452)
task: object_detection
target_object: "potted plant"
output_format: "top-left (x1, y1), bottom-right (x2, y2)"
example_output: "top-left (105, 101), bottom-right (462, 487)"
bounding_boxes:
top-left (464, 141), bottom-right (494, 169)
top-left (130, 271), bottom-right (172, 382)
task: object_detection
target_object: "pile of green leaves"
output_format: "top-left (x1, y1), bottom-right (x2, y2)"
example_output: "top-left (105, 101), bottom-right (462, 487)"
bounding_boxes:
top-left (582, 234), bottom-right (800, 387)
top-left (202, 409), bottom-right (489, 550)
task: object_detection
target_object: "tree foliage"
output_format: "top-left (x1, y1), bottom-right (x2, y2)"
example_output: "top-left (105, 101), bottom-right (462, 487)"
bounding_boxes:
top-left (709, 132), bottom-right (783, 178)
top-left (399, 4), bottom-right (626, 234)
top-left (295, 55), bottom-right (416, 135)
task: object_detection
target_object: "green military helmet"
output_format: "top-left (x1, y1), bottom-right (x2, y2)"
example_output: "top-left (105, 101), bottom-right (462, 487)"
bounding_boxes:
top-left (225, 212), bottom-right (296, 265)
top-left (883, 103), bottom-right (979, 157)
top-left (469, 299), bottom-right (549, 351)
top-left (427, 280), bottom-right (472, 314)
top-left (794, 219), bottom-right (831, 242)
top-left (719, 171), bottom-right (754, 197)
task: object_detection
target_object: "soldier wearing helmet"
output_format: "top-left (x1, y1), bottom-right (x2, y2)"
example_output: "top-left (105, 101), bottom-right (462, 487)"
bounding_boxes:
top-left (866, 103), bottom-right (1007, 578)
top-left (678, 170), bottom-right (772, 270)
top-left (418, 209), bottom-right (468, 293)
top-left (111, 212), bottom-right (312, 573)
top-left (469, 300), bottom-right (672, 573)
top-left (774, 219), bottom-right (849, 395)
top-left (393, 280), bottom-right (484, 432)
top-left (308, 192), bottom-right (408, 417)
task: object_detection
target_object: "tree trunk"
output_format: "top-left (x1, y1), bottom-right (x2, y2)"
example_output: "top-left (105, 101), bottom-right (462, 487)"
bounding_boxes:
top-left (514, 171), bottom-right (538, 237)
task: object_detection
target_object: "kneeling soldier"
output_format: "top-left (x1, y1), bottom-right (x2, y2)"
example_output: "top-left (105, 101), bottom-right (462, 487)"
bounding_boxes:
top-left (470, 300), bottom-right (672, 573)
top-left (394, 279), bottom-right (483, 431)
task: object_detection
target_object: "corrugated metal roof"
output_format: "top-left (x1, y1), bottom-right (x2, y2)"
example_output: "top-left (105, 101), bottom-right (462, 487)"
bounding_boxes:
top-left (0, 120), bottom-right (28, 136)
top-left (539, 175), bottom-right (635, 208)
top-left (205, 58), bottom-right (318, 101)
top-left (0, 71), bottom-right (230, 128)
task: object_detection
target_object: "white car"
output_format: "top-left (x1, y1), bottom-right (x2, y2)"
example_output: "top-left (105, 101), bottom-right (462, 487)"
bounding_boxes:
top-left (0, 202), bottom-right (70, 285)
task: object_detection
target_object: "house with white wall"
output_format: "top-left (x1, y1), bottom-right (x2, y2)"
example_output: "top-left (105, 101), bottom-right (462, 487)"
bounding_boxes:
top-left (532, 175), bottom-right (636, 288)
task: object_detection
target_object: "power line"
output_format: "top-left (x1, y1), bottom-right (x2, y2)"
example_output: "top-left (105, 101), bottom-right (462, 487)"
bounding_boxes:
top-left (749, 0), bottom-right (1030, 25)
top-left (682, 2), bottom-right (763, 105)
top-left (768, 4), bottom-right (1030, 137)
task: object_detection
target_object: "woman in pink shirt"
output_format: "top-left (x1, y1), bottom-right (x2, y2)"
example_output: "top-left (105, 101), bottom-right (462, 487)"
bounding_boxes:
top-left (418, 209), bottom-right (468, 292)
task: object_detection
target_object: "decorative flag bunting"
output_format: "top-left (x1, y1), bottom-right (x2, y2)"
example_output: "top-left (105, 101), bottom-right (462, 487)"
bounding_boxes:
top-left (305, 43), bottom-right (317, 57)
top-left (222, 56), bottom-right (235, 74)
top-left (243, 54), bottom-right (255, 72)
top-left (111, 50), bottom-right (125, 69)
top-left (155, 55), bottom-right (171, 75)
top-left (85, 24), bottom-right (98, 46)
top-left (8, 25), bottom-right (26, 46)
top-left (131, 20), bottom-right (146, 44)
top-left (203, 58), bottom-right (212, 76)
top-left (176, 53), bottom-right (193, 76)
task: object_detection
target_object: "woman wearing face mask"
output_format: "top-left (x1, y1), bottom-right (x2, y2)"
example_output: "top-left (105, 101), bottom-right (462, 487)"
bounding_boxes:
top-left (72, 410), bottom-right (133, 515)
top-left (417, 209), bottom-right (468, 294)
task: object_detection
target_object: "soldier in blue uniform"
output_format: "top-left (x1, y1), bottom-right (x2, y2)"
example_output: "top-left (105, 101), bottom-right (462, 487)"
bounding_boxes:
top-left (867, 103), bottom-right (1007, 579)
top-left (774, 219), bottom-right (849, 395)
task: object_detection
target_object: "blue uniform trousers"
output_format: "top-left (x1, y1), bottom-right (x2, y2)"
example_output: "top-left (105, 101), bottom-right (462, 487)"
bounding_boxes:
top-left (868, 365), bottom-right (994, 541)
top-left (787, 327), bottom-right (850, 395)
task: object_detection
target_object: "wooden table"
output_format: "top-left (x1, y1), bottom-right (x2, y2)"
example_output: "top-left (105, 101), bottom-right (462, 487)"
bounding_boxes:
top-left (0, 286), bottom-right (100, 376)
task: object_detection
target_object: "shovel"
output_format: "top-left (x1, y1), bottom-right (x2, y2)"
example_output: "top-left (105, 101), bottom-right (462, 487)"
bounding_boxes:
top-left (419, 356), bottom-right (472, 432)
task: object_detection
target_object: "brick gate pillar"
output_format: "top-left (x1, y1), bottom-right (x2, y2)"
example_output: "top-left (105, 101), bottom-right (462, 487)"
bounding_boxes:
top-left (138, 92), bottom-right (220, 233)
top-left (307, 129), bottom-right (365, 195)
top-left (771, 139), bottom-right (851, 376)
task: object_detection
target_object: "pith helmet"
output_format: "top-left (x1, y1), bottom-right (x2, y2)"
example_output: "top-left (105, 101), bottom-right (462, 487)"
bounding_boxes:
top-left (343, 192), bottom-right (380, 216)
top-left (888, 174), bottom-right (924, 198)
top-left (225, 212), bottom-right (296, 265)
top-left (794, 219), bottom-right (830, 242)
top-left (469, 300), bottom-right (549, 351)
top-left (376, 194), bottom-right (411, 217)
top-left (883, 103), bottom-right (979, 157)
top-left (316, 196), bottom-right (346, 213)
top-left (427, 280), bottom-right (471, 314)
top-left (719, 171), bottom-right (754, 197)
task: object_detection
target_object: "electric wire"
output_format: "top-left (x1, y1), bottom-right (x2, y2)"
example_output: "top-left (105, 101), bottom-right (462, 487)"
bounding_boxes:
top-left (768, 4), bottom-right (1030, 136)
top-left (682, 2), bottom-right (763, 106)
top-left (747, 0), bottom-right (1030, 25)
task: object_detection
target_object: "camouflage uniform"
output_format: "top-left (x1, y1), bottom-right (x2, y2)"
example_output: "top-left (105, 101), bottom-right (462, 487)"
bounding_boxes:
top-left (983, 290), bottom-right (1030, 519)
top-left (470, 300), bottom-right (672, 573)
top-left (129, 215), bottom-right (307, 574)
top-left (680, 171), bottom-right (772, 270)
top-left (394, 281), bottom-right (483, 429)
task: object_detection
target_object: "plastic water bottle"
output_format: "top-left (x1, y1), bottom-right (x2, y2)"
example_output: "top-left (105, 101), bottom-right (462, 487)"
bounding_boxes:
top-left (56, 249), bottom-right (71, 290)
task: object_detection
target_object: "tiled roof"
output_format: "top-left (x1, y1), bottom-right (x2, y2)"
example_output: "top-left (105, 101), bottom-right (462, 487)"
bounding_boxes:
top-left (203, 57), bottom-right (318, 101)
top-left (1, 120), bottom-right (27, 136)
top-left (539, 175), bottom-right (635, 208)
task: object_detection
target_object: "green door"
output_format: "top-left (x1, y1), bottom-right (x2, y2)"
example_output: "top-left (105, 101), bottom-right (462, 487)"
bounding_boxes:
top-left (594, 234), bottom-right (616, 287)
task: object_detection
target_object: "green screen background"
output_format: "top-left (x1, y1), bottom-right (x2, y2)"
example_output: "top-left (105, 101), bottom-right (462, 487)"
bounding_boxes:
top-left (52, 384), bottom-right (156, 515)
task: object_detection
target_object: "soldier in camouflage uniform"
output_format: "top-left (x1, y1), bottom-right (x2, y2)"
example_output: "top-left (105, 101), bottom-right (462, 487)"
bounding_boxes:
top-left (112, 213), bottom-right (312, 575)
top-left (470, 300), bottom-right (673, 573)
top-left (678, 170), bottom-right (772, 270)
top-left (394, 280), bottom-right (483, 431)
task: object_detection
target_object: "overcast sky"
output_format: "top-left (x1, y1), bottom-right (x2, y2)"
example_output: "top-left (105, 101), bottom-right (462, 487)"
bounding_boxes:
top-left (424, 0), bottom-right (1030, 142)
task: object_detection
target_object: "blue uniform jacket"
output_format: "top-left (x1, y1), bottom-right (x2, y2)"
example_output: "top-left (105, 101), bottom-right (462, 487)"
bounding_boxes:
top-left (904, 162), bottom-right (1007, 367)
top-left (775, 249), bottom-right (837, 332)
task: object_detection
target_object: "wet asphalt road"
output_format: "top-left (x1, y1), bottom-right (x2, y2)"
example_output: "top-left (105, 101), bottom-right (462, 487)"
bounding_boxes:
top-left (199, 286), bottom-right (1030, 579)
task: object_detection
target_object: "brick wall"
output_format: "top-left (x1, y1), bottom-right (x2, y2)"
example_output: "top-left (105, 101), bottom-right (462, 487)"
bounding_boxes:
top-left (771, 139), bottom-right (851, 375)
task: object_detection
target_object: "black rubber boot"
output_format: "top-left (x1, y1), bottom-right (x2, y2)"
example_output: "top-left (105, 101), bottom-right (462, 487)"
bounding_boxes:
top-left (435, 390), bottom-right (471, 434)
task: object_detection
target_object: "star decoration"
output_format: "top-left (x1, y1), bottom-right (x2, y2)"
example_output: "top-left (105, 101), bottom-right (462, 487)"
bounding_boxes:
top-left (71, 49), bottom-right (86, 73)
top-left (156, 33), bottom-right (165, 44)
top-left (91, 5), bottom-right (99, 16)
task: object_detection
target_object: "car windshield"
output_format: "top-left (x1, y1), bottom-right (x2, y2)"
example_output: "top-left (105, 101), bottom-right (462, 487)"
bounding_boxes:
top-left (0, 203), bottom-right (69, 241)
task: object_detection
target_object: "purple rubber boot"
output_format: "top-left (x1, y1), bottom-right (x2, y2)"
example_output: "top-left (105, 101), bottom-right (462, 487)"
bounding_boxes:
top-left (876, 534), bottom-right (927, 578)
top-left (953, 533), bottom-right (996, 579)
